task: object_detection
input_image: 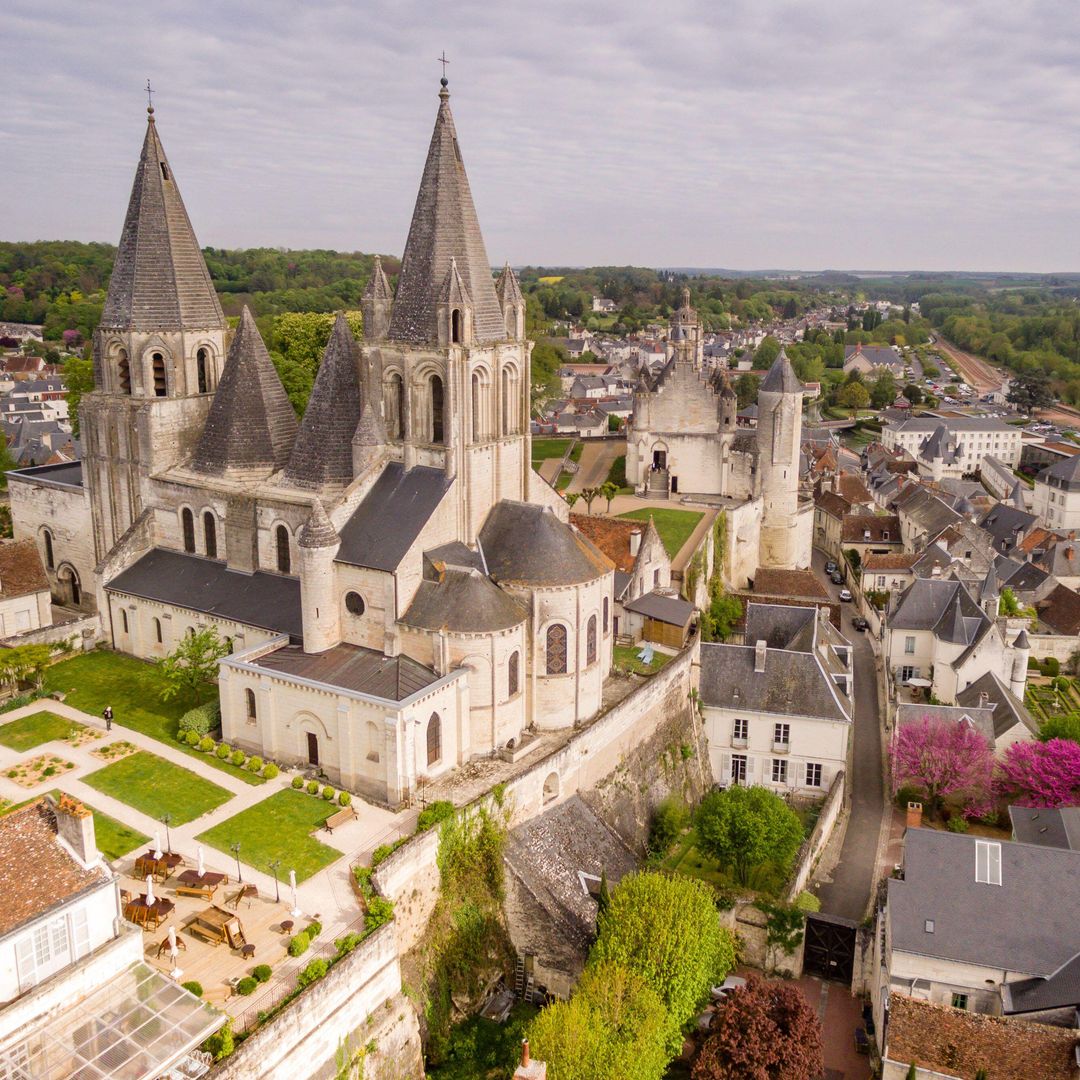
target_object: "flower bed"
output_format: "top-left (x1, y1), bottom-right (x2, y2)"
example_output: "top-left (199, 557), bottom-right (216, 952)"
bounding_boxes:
top-left (5, 754), bottom-right (75, 788)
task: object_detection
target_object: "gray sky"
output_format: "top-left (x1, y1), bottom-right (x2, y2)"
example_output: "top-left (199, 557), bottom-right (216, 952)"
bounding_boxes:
top-left (4, 0), bottom-right (1079, 272)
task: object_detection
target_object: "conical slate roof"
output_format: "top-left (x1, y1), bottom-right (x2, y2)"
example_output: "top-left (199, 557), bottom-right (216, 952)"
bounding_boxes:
top-left (387, 83), bottom-right (505, 344)
top-left (284, 315), bottom-right (363, 489)
top-left (298, 498), bottom-right (340, 549)
top-left (979, 565), bottom-right (1000, 601)
top-left (759, 348), bottom-right (802, 394)
top-left (191, 307), bottom-right (297, 477)
top-left (101, 109), bottom-right (225, 332)
top-left (352, 392), bottom-right (386, 448)
top-left (363, 256), bottom-right (393, 301)
top-left (439, 257), bottom-right (471, 306)
top-left (495, 263), bottom-right (523, 307)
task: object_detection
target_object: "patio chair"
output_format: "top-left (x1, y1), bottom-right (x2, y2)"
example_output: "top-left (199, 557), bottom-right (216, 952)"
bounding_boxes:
top-left (226, 884), bottom-right (258, 909)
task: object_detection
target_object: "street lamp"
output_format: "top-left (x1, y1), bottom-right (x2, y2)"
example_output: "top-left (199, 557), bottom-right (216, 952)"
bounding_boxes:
top-left (161, 813), bottom-right (172, 856)
top-left (230, 842), bottom-right (242, 883)
top-left (268, 860), bottom-right (281, 904)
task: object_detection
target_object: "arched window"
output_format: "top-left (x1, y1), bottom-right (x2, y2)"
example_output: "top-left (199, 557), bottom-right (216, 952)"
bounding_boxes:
top-left (153, 617), bottom-right (162, 644)
top-left (276, 525), bottom-right (291, 574)
top-left (197, 348), bottom-right (210, 394)
top-left (186, 626), bottom-right (196, 638)
top-left (203, 511), bottom-right (217, 559)
top-left (151, 352), bottom-right (167, 397)
top-left (501, 367), bottom-right (513, 436)
top-left (42, 529), bottom-right (54, 571)
top-left (451, 309), bottom-right (463, 344)
top-left (120, 608), bottom-right (128, 634)
top-left (603, 596), bottom-right (609, 635)
top-left (587, 615), bottom-right (598, 665)
top-left (426, 712), bottom-right (442, 767)
top-left (430, 375), bottom-right (445, 444)
top-left (546, 624), bottom-right (568, 675)
top-left (181, 508), bottom-right (195, 553)
top-left (386, 372), bottom-right (404, 440)
top-left (245, 689), bottom-right (257, 722)
top-left (471, 371), bottom-right (480, 442)
top-left (117, 349), bottom-right (131, 394)
top-left (366, 720), bottom-right (380, 763)
top-left (64, 568), bottom-right (80, 608)
top-left (508, 650), bottom-right (520, 697)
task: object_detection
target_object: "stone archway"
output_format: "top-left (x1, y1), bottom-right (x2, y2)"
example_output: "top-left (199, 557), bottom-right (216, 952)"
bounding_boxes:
top-left (542, 771), bottom-right (560, 806)
top-left (55, 563), bottom-right (81, 609)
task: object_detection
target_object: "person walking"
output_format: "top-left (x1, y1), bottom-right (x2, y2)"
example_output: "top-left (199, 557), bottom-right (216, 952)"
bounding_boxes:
top-left (103, 705), bottom-right (113, 732)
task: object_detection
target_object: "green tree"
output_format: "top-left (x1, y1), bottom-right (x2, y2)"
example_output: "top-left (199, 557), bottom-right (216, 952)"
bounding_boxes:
top-left (580, 486), bottom-right (603, 514)
top-left (838, 381), bottom-right (870, 415)
top-left (62, 353), bottom-right (95, 437)
top-left (734, 372), bottom-right (760, 409)
top-left (695, 786), bottom-right (804, 886)
top-left (0, 644), bottom-right (53, 690)
top-left (752, 336), bottom-right (781, 371)
top-left (902, 382), bottom-right (923, 405)
top-left (1039, 715), bottom-right (1080, 745)
top-left (158, 627), bottom-right (230, 704)
top-left (1007, 369), bottom-right (1053, 414)
top-left (591, 871), bottom-right (736, 1043)
top-left (601, 481), bottom-right (619, 513)
top-left (0, 434), bottom-right (16, 491)
top-left (869, 370), bottom-right (897, 408)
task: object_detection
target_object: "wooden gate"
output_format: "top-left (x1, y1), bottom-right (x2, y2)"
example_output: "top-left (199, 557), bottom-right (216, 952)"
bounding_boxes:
top-left (803, 912), bottom-right (857, 984)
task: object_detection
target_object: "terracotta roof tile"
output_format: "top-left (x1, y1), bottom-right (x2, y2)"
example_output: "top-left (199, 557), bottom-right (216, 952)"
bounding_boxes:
top-left (862, 553), bottom-right (917, 571)
top-left (569, 514), bottom-right (641, 572)
top-left (841, 514), bottom-right (901, 543)
top-left (0, 539), bottom-right (50, 599)
top-left (1036, 584), bottom-right (1080, 636)
top-left (752, 567), bottom-right (830, 600)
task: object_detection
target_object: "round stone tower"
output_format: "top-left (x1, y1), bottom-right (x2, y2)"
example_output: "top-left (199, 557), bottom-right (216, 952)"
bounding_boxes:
top-left (756, 349), bottom-right (803, 568)
top-left (298, 499), bottom-right (341, 654)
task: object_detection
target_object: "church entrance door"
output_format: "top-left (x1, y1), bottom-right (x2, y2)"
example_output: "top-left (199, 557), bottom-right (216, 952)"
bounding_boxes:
top-left (652, 449), bottom-right (666, 469)
top-left (306, 732), bottom-right (319, 766)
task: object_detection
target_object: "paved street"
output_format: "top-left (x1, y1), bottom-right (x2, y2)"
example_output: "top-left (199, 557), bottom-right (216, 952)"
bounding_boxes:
top-left (809, 550), bottom-right (887, 922)
top-left (566, 437), bottom-right (624, 493)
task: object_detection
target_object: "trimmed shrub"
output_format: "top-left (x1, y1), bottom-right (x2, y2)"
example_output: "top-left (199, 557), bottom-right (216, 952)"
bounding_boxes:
top-left (247, 755), bottom-right (263, 772)
top-left (297, 958), bottom-right (328, 989)
top-left (1043, 657), bottom-right (1061, 677)
top-left (236, 976), bottom-right (258, 996)
top-left (198, 736), bottom-right (215, 753)
top-left (947, 815), bottom-right (969, 833)
top-left (336, 932), bottom-right (363, 957)
top-left (291, 775), bottom-right (304, 790)
top-left (306, 780), bottom-right (319, 795)
top-left (648, 795), bottom-right (689, 855)
top-left (338, 790), bottom-right (352, 807)
top-left (178, 701), bottom-right (221, 737)
top-left (1029, 656), bottom-right (1041, 670)
top-left (353, 865), bottom-right (373, 897)
top-left (416, 800), bottom-right (454, 832)
top-left (364, 895), bottom-right (394, 932)
top-left (230, 749), bottom-right (246, 767)
top-left (263, 763), bottom-right (280, 779)
top-left (322, 785), bottom-right (335, 801)
top-left (202, 1019), bottom-right (234, 1062)
top-left (307, 919), bottom-right (322, 938)
top-left (216, 743), bottom-right (231, 760)
top-left (182, 981), bottom-right (203, 997)
top-left (287, 932), bottom-right (310, 957)
top-left (184, 730), bottom-right (201, 747)
top-left (252, 964), bottom-right (272, 983)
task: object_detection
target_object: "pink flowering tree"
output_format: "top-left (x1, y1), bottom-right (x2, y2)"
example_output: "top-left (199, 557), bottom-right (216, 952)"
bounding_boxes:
top-left (891, 716), bottom-right (994, 818)
top-left (996, 738), bottom-right (1080, 808)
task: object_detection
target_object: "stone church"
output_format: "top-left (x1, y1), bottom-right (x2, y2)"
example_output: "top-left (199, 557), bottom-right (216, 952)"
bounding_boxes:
top-left (12, 81), bottom-right (620, 805)
top-left (625, 292), bottom-right (812, 581)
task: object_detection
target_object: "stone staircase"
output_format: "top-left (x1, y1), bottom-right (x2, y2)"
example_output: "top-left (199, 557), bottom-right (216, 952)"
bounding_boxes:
top-left (645, 467), bottom-right (670, 499)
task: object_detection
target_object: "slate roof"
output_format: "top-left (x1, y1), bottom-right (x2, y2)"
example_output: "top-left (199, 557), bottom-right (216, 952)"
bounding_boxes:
top-left (336, 463), bottom-right (451, 572)
top-left (101, 112), bottom-right (225, 332)
top-left (107, 548), bottom-right (302, 638)
top-left (0, 799), bottom-right (107, 937)
top-left (993, 554), bottom-right (1049, 595)
top-left (699, 641), bottom-right (851, 722)
top-left (888, 415), bottom-right (1013, 434)
top-left (388, 85), bottom-right (506, 344)
top-left (423, 541), bottom-right (485, 575)
top-left (297, 499), bottom-right (339, 549)
top-left (191, 307), bottom-right (297, 477)
top-left (251, 642), bottom-right (441, 702)
top-left (284, 315), bottom-right (363, 489)
top-left (622, 590), bottom-right (694, 627)
top-left (743, 602), bottom-right (816, 651)
top-left (1037, 452), bottom-right (1080, 492)
top-left (480, 502), bottom-right (612, 587)
top-left (402, 568), bottom-right (527, 633)
top-left (0, 539), bottom-right (49, 599)
top-left (1009, 805), bottom-right (1080, 851)
top-left (979, 503), bottom-right (1038, 553)
top-left (895, 702), bottom-right (998, 746)
top-left (888, 829), bottom-right (1080, 976)
top-left (1003, 952), bottom-right (1080, 1015)
top-left (889, 577), bottom-right (990, 647)
top-left (758, 349), bottom-right (802, 394)
top-left (955, 672), bottom-right (1037, 740)
top-left (1036, 584), bottom-right (1080, 635)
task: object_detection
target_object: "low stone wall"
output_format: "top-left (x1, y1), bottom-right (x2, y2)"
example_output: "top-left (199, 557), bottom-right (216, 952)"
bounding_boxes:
top-left (786, 770), bottom-right (846, 902)
top-left (1027, 632), bottom-right (1077, 666)
top-left (726, 902), bottom-right (802, 977)
top-left (211, 923), bottom-right (422, 1080)
top-left (0, 613), bottom-right (99, 652)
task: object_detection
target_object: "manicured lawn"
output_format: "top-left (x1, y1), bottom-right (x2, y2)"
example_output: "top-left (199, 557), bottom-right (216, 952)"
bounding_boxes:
top-left (661, 828), bottom-right (788, 897)
top-left (82, 750), bottom-right (233, 826)
top-left (196, 789), bottom-right (343, 883)
top-left (530, 437), bottom-right (571, 467)
top-left (0, 711), bottom-right (87, 751)
top-left (617, 507), bottom-right (704, 559)
top-left (43, 651), bottom-right (263, 786)
top-left (612, 644), bottom-right (672, 675)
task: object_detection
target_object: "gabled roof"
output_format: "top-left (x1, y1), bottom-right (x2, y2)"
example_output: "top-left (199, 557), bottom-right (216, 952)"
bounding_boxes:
top-left (1038, 452), bottom-right (1080, 492)
top-left (863, 552), bottom-right (917, 571)
top-left (622, 590), bottom-right (694, 627)
top-left (752, 567), bottom-right (830, 600)
top-left (388, 84), bottom-right (506, 344)
top-left (1035, 583), bottom-right (1080, 636)
top-left (956, 671), bottom-right (1037, 740)
top-left (0, 538), bottom-right (50, 599)
top-left (840, 513), bottom-right (900, 543)
top-left (889, 577), bottom-right (990, 646)
top-left (569, 513), bottom-right (663, 574)
top-left (283, 314), bottom-right (362, 489)
top-left (743, 602), bottom-right (816, 651)
top-left (191, 307), bottom-right (297, 477)
top-left (1009, 805), bottom-right (1080, 851)
top-left (979, 502), bottom-right (1038, 552)
top-left (101, 110), bottom-right (225, 332)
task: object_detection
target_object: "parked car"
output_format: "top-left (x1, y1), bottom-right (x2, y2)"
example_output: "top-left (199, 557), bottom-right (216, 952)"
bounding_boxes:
top-left (824, 560), bottom-right (837, 574)
top-left (852, 616), bottom-right (869, 631)
top-left (830, 571), bottom-right (844, 585)
top-left (839, 588), bottom-right (853, 602)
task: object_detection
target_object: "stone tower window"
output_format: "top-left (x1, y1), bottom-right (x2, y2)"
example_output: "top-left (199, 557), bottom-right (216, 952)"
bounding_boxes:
top-left (245, 689), bottom-right (257, 723)
top-left (276, 525), bottom-right (291, 574)
top-left (181, 508), bottom-right (195, 554)
top-left (587, 614), bottom-right (598, 665)
top-left (546, 623), bottom-right (568, 675)
top-left (197, 348), bottom-right (210, 394)
top-left (426, 712), bottom-right (442, 767)
top-left (203, 511), bottom-right (217, 559)
top-left (151, 352), bottom-right (167, 397)
top-left (508, 650), bottom-right (520, 697)
top-left (471, 372), bottom-right (480, 442)
top-left (117, 349), bottom-right (131, 394)
top-left (451, 309), bottom-right (463, 344)
top-left (430, 375), bottom-right (445, 444)
top-left (153, 617), bottom-right (162, 644)
top-left (386, 373), bottom-right (404, 440)
top-left (603, 596), bottom-right (609, 635)
top-left (42, 529), bottom-right (54, 571)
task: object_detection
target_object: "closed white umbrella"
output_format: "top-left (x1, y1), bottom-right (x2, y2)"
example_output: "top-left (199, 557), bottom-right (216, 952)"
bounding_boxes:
top-left (289, 869), bottom-right (301, 918)
top-left (168, 925), bottom-right (182, 979)
top-left (197, 846), bottom-right (205, 878)
top-left (145, 873), bottom-right (155, 907)
top-left (152, 832), bottom-right (163, 860)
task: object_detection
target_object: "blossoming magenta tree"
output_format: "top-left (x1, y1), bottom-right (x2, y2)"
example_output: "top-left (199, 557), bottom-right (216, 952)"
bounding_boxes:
top-left (891, 717), bottom-right (994, 818)
top-left (996, 738), bottom-right (1080, 808)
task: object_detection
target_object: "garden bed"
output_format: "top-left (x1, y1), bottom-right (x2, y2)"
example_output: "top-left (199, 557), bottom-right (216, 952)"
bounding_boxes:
top-left (91, 739), bottom-right (139, 762)
top-left (0, 710), bottom-right (98, 751)
top-left (5, 753), bottom-right (75, 788)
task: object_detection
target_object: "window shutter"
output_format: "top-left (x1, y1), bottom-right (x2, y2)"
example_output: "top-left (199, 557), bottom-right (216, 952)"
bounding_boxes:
top-left (796, 761), bottom-right (806, 788)
top-left (744, 755), bottom-right (755, 782)
top-left (70, 906), bottom-right (90, 960)
top-left (15, 933), bottom-right (36, 991)
top-left (720, 753), bottom-right (731, 784)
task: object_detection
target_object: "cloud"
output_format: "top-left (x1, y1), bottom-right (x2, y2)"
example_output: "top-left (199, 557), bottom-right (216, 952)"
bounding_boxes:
top-left (2, 0), bottom-right (1078, 271)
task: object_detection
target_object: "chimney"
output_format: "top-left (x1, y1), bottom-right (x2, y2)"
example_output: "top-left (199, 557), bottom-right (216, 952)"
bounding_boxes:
top-left (629, 529), bottom-right (642, 557)
top-left (754, 639), bottom-right (767, 673)
top-left (906, 801), bottom-right (923, 829)
top-left (978, 691), bottom-right (989, 710)
top-left (513, 1038), bottom-right (547, 1079)
top-left (53, 793), bottom-right (98, 866)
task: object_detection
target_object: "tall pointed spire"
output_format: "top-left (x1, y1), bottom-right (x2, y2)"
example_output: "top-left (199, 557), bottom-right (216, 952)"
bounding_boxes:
top-left (284, 315), bottom-right (363, 489)
top-left (101, 106), bottom-right (225, 332)
top-left (495, 262), bottom-right (524, 307)
top-left (363, 256), bottom-right (393, 301)
top-left (759, 348), bottom-right (802, 394)
top-left (191, 307), bottom-right (297, 477)
top-left (388, 80), bottom-right (505, 344)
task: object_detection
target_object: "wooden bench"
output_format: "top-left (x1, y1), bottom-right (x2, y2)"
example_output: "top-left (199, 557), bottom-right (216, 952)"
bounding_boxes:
top-left (324, 805), bottom-right (357, 834)
top-left (176, 884), bottom-right (216, 901)
top-left (187, 922), bottom-right (223, 946)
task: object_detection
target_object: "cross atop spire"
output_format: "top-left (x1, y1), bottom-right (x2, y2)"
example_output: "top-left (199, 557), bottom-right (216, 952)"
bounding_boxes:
top-left (438, 51), bottom-right (450, 79)
top-left (145, 78), bottom-right (155, 119)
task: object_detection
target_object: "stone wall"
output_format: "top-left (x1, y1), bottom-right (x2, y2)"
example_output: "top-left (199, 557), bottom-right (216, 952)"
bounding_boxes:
top-left (785, 770), bottom-right (846, 901)
top-left (0, 613), bottom-right (100, 652)
top-left (726, 902), bottom-right (803, 977)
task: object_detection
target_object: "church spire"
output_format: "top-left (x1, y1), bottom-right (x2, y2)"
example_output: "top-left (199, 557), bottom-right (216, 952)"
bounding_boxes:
top-left (101, 106), bottom-right (225, 332)
top-left (284, 315), bottom-right (363, 490)
top-left (387, 80), bottom-right (505, 344)
top-left (191, 307), bottom-right (297, 477)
